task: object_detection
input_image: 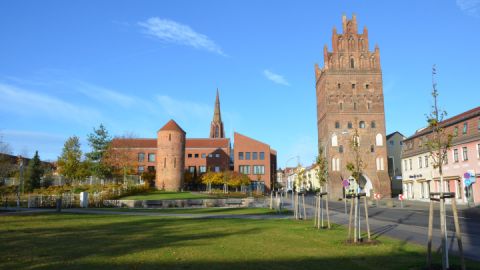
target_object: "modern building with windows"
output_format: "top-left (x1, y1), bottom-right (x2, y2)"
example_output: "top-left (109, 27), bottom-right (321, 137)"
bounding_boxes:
top-left (234, 132), bottom-right (277, 192)
top-left (401, 106), bottom-right (480, 204)
top-left (386, 131), bottom-right (406, 196)
top-left (314, 14), bottom-right (391, 199)
top-left (111, 90), bottom-right (277, 192)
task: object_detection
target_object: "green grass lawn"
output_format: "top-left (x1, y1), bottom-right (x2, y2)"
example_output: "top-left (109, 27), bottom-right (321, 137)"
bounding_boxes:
top-left (120, 191), bottom-right (212, 200)
top-left (1, 213), bottom-right (477, 270)
top-left (95, 207), bottom-right (290, 215)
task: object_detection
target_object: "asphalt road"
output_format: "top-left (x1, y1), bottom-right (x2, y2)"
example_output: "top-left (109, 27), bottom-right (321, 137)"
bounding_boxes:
top-left (285, 194), bottom-right (480, 262)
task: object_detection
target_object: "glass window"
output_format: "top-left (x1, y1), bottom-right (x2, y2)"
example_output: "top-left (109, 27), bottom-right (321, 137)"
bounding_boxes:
top-left (201, 153), bottom-right (206, 158)
top-left (389, 140), bottom-right (394, 146)
top-left (199, 166), bottom-right (206, 173)
top-left (418, 157), bottom-right (422, 168)
top-left (148, 153), bottom-right (155, 162)
top-left (370, 145), bottom-right (374, 153)
top-left (462, 147), bottom-right (468, 161)
top-left (238, 152), bottom-right (244, 160)
top-left (187, 153), bottom-right (192, 158)
top-left (404, 160), bottom-right (407, 171)
top-left (352, 84), bottom-right (356, 89)
top-left (239, 165), bottom-right (250, 174)
top-left (138, 166), bottom-right (144, 174)
top-left (215, 153), bottom-right (220, 158)
top-left (208, 154), bottom-right (213, 158)
top-left (188, 166), bottom-right (195, 173)
top-left (246, 152), bottom-right (251, 160)
top-left (253, 165), bottom-right (265, 175)
top-left (347, 122), bottom-right (352, 129)
top-left (463, 123), bottom-right (468, 134)
top-left (371, 121), bottom-right (376, 128)
top-left (409, 159), bottom-right (412, 170)
top-left (194, 153), bottom-right (199, 158)
top-left (365, 84), bottom-right (369, 89)
top-left (359, 121), bottom-right (365, 128)
top-left (259, 152), bottom-right (265, 160)
top-left (424, 156), bottom-right (429, 167)
top-left (339, 145), bottom-right (343, 153)
top-left (214, 166), bottom-right (220, 172)
top-left (454, 126), bottom-right (458, 136)
top-left (138, 153), bottom-right (145, 162)
top-left (339, 102), bottom-right (343, 110)
top-left (454, 149), bottom-right (459, 162)
top-left (335, 121), bottom-right (340, 128)
top-left (478, 143), bottom-right (480, 158)
top-left (252, 152), bottom-right (258, 160)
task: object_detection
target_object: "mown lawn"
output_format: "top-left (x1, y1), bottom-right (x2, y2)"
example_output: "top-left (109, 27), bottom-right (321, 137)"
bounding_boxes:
top-left (0, 213), bottom-right (477, 270)
top-left (95, 207), bottom-right (290, 215)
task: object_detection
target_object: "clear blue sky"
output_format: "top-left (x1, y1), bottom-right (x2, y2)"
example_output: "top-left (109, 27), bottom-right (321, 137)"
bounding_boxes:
top-left (1, 0), bottom-right (479, 167)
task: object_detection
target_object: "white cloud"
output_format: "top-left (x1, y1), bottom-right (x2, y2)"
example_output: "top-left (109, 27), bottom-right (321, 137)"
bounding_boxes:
top-left (263, 69), bottom-right (290, 86)
top-left (457, 0), bottom-right (480, 16)
top-left (75, 82), bottom-right (136, 107)
top-left (138, 17), bottom-right (226, 56)
top-left (0, 83), bottom-right (101, 124)
top-left (156, 95), bottom-right (212, 121)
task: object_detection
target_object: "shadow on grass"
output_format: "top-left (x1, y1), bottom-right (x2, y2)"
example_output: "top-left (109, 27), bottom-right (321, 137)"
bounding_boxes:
top-left (1, 213), bottom-right (478, 270)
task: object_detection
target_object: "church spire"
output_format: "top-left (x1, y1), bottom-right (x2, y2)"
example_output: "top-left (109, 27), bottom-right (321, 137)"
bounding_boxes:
top-left (210, 89), bottom-right (225, 138)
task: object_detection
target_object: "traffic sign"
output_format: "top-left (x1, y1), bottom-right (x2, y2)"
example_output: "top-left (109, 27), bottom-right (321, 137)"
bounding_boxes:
top-left (342, 179), bottom-right (350, 188)
top-left (374, 193), bottom-right (381, 200)
top-left (398, 194), bottom-right (404, 201)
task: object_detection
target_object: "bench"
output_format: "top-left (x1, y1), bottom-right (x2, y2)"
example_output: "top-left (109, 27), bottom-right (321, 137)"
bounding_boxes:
top-left (225, 199), bottom-right (243, 207)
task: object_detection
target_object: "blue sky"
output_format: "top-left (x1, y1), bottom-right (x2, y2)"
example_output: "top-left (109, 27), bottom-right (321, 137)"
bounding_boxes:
top-left (0, 0), bottom-right (479, 167)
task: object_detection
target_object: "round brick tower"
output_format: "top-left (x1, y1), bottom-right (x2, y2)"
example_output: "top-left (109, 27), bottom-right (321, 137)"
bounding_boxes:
top-left (156, 119), bottom-right (186, 191)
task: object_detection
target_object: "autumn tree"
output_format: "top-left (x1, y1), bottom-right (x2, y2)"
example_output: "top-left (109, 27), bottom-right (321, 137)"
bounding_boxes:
top-left (57, 136), bottom-right (88, 184)
top-left (104, 133), bottom-right (138, 184)
top-left (0, 134), bottom-right (15, 184)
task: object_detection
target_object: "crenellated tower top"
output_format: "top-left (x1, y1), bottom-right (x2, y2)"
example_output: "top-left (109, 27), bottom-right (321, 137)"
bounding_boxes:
top-left (316, 14), bottom-right (380, 80)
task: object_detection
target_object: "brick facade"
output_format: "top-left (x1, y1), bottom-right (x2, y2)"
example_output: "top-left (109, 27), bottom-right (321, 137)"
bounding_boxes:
top-left (315, 15), bottom-right (391, 199)
top-left (156, 120), bottom-right (186, 191)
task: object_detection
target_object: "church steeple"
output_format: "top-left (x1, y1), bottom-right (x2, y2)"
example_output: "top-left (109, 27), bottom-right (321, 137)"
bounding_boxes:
top-left (210, 89), bottom-right (225, 138)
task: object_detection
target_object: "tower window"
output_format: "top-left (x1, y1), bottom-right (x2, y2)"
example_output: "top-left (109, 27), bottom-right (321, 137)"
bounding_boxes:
top-left (337, 83), bottom-right (341, 89)
top-left (350, 58), bottom-right (355, 69)
top-left (371, 145), bottom-right (374, 152)
top-left (339, 145), bottom-right (344, 153)
top-left (335, 121), bottom-right (340, 129)
top-left (352, 84), bottom-right (356, 89)
top-left (347, 122), bottom-right (352, 129)
top-left (371, 121), bottom-right (376, 128)
top-left (359, 121), bottom-right (366, 128)
top-left (365, 84), bottom-right (369, 89)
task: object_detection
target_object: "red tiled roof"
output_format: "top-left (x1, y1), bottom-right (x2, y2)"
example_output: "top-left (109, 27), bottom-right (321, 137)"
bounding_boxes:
top-left (159, 119), bottom-right (186, 133)
top-left (406, 106), bottom-right (480, 140)
top-left (186, 138), bottom-right (230, 149)
top-left (111, 138), bottom-right (156, 148)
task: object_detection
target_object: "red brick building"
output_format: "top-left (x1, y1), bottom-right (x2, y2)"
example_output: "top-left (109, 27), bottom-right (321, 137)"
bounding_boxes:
top-left (315, 15), bottom-right (391, 199)
top-left (111, 90), bottom-right (277, 191)
top-left (233, 132), bottom-right (277, 192)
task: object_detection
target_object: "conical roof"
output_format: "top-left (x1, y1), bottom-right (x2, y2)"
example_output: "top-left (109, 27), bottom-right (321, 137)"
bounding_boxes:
top-left (159, 119), bottom-right (186, 133)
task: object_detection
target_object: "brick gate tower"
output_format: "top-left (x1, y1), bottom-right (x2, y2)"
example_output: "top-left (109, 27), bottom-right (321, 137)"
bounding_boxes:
top-left (315, 14), bottom-right (391, 199)
top-left (156, 119), bottom-right (186, 191)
